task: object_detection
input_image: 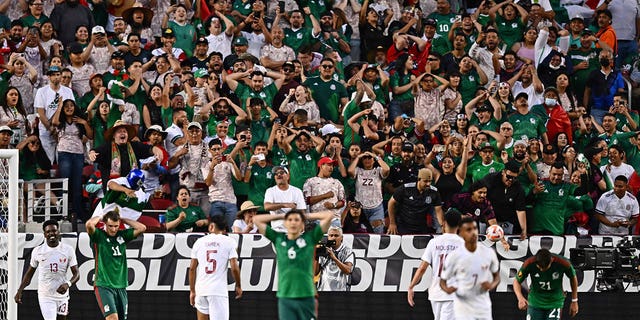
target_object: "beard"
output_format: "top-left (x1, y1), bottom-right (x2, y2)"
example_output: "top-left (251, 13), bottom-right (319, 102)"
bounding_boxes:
top-left (514, 152), bottom-right (526, 160)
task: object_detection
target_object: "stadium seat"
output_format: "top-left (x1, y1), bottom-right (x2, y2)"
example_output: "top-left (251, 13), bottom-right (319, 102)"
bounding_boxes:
top-left (150, 199), bottom-right (174, 211)
top-left (138, 215), bottom-right (164, 233)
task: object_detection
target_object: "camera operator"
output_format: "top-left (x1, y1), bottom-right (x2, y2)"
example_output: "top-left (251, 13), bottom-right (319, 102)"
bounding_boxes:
top-left (315, 226), bottom-right (354, 291)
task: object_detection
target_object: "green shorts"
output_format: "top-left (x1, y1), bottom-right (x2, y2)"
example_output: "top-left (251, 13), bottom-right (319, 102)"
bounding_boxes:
top-left (94, 286), bottom-right (128, 320)
top-left (527, 306), bottom-right (562, 320)
top-left (277, 297), bottom-right (317, 320)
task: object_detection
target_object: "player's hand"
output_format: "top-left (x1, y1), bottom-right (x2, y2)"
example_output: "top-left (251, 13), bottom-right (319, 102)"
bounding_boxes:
top-left (235, 285), bottom-right (243, 299)
top-left (14, 290), bottom-right (22, 304)
top-left (386, 223), bottom-right (398, 235)
top-left (56, 283), bottom-right (69, 294)
top-left (570, 301), bottom-right (579, 317)
top-left (190, 291), bottom-right (196, 307)
top-left (517, 297), bottom-right (528, 310)
top-left (125, 189), bottom-right (137, 198)
top-left (178, 211), bottom-right (187, 221)
top-left (407, 287), bottom-right (415, 307)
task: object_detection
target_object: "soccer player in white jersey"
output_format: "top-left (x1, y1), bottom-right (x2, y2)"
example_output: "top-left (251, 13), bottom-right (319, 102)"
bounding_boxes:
top-left (14, 220), bottom-right (79, 320)
top-left (440, 217), bottom-right (500, 320)
top-left (407, 209), bottom-right (464, 320)
top-left (189, 214), bottom-right (242, 320)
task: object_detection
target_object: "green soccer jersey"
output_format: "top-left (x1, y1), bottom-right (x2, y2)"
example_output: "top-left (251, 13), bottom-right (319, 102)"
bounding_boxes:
top-left (459, 71), bottom-right (482, 105)
top-left (469, 114), bottom-right (501, 132)
top-left (271, 145), bottom-right (289, 167)
top-left (509, 112), bottom-right (547, 141)
top-left (166, 205), bottom-right (207, 232)
top-left (532, 182), bottom-right (593, 235)
top-left (235, 82), bottom-right (278, 110)
top-left (264, 224), bottom-right (324, 298)
top-left (467, 160), bottom-right (505, 183)
top-left (430, 34), bottom-right (452, 56)
top-left (342, 99), bottom-right (361, 148)
top-left (286, 146), bottom-right (321, 189)
top-left (169, 21), bottom-right (196, 57)
top-left (303, 76), bottom-right (348, 123)
top-left (426, 12), bottom-right (456, 39)
top-left (389, 72), bottom-right (413, 101)
top-left (248, 164), bottom-right (275, 210)
top-left (284, 27), bottom-right (317, 52)
top-left (516, 254), bottom-right (576, 309)
top-left (90, 228), bottom-right (136, 288)
top-left (494, 15), bottom-right (525, 49)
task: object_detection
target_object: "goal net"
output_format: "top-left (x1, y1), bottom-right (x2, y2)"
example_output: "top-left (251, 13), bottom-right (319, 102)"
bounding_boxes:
top-left (0, 150), bottom-right (18, 320)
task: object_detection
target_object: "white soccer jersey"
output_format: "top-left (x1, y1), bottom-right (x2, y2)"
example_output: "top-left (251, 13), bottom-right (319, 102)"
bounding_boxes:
top-left (421, 234), bottom-right (465, 302)
top-left (441, 244), bottom-right (499, 319)
top-left (596, 190), bottom-right (640, 235)
top-left (30, 242), bottom-right (77, 300)
top-left (191, 234), bottom-right (238, 297)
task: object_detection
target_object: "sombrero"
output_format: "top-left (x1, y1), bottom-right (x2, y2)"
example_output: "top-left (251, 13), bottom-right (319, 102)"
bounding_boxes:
top-left (122, 3), bottom-right (154, 28)
top-left (104, 120), bottom-right (137, 142)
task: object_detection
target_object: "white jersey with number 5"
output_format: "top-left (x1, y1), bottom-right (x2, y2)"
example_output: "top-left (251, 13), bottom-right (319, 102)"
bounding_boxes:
top-left (440, 244), bottom-right (499, 319)
top-left (30, 242), bottom-right (77, 300)
top-left (421, 233), bottom-right (465, 301)
top-left (191, 234), bottom-right (238, 297)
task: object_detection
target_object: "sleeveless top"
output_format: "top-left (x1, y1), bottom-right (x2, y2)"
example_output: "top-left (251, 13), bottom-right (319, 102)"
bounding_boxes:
top-left (517, 43), bottom-right (535, 63)
top-left (435, 172), bottom-right (462, 208)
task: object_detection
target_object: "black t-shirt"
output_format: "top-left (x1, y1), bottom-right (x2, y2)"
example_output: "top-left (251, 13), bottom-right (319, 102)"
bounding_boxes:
top-left (388, 161), bottom-right (422, 187)
top-left (123, 49), bottom-right (152, 68)
top-left (392, 183), bottom-right (442, 234)
top-left (435, 172), bottom-right (462, 208)
top-left (188, 56), bottom-right (208, 70)
top-left (481, 172), bottom-right (526, 223)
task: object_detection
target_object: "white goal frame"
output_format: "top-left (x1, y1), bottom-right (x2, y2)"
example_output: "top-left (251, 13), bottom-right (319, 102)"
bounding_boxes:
top-left (0, 149), bottom-right (18, 320)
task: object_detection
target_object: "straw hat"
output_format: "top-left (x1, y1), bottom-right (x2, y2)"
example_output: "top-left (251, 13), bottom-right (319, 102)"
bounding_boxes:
top-left (122, 3), bottom-right (154, 28)
top-left (104, 120), bottom-right (137, 142)
top-left (236, 201), bottom-right (260, 218)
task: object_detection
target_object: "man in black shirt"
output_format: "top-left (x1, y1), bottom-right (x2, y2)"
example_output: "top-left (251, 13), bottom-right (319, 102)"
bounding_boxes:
top-left (480, 161), bottom-right (527, 239)
top-left (385, 142), bottom-right (422, 195)
top-left (388, 168), bottom-right (443, 235)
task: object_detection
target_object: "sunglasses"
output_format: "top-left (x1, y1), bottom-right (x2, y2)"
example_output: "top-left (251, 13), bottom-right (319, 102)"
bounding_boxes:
top-left (283, 68), bottom-right (294, 73)
top-left (321, 65), bottom-right (334, 69)
top-left (427, 58), bottom-right (438, 61)
top-left (274, 171), bottom-right (287, 176)
top-left (505, 174), bottom-right (518, 181)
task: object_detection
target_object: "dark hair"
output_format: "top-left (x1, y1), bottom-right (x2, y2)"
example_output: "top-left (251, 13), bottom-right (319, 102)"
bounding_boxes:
top-left (102, 209), bottom-right (121, 223)
top-left (19, 135), bottom-right (52, 172)
top-left (615, 175), bottom-right (629, 184)
top-left (608, 144), bottom-right (624, 155)
top-left (208, 51), bottom-right (223, 60)
top-left (469, 180), bottom-right (487, 193)
top-left (254, 141), bottom-right (268, 149)
top-left (56, 99), bottom-right (87, 138)
top-left (177, 185), bottom-right (191, 196)
top-left (249, 97), bottom-right (265, 107)
top-left (1, 86), bottom-right (27, 119)
top-left (320, 57), bottom-right (334, 65)
top-left (460, 216), bottom-right (476, 228)
top-left (284, 210), bottom-right (306, 224)
top-left (535, 248), bottom-right (552, 267)
top-left (208, 138), bottom-right (222, 148)
top-left (444, 208), bottom-right (462, 228)
top-left (395, 53), bottom-right (411, 75)
top-left (42, 219), bottom-right (59, 231)
top-left (551, 161), bottom-right (565, 170)
top-left (250, 70), bottom-right (264, 78)
top-left (209, 214), bottom-right (228, 231)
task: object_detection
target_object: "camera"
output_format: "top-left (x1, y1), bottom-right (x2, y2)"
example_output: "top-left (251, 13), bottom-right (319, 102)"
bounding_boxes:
top-left (570, 237), bottom-right (640, 291)
top-left (239, 134), bottom-right (247, 141)
top-left (316, 239), bottom-right (337, 258)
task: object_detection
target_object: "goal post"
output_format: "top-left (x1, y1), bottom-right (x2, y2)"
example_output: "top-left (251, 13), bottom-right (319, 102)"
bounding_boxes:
top-left (0, 149), bottom-right (19, 320)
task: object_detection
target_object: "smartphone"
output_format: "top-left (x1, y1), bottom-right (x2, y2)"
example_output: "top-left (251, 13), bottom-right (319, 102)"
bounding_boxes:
top-left (454, 15), bottom-right (461, 23)
top-left (278, 1), bottom-right (285, 12)
top-left (434, 145), bottom-right (446, 153)
top-left (171, 75), bottom-right (181, 86)
top-left (239, 135), bottom-right (247, 141)
top-left (170, 0), bottom-right (177, 5)
top-left (256, 154), bottom-right (266, 161)
top-left (221, 155), bottom-right (227, 162)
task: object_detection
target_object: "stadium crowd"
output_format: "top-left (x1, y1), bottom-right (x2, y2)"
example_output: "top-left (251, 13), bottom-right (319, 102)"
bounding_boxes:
top-left (2, 0), bottom-right (640, 237)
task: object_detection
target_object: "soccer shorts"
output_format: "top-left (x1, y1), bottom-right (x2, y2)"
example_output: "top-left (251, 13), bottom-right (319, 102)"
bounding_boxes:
top-left (527, 306), bottom-right (562, 320)
top-left (278, 297), bottom-right (317, 320)
top-left (94, 286), bottom-right (128, 320)
top-left (430, 300), bottom-right (454, 320)
top-left (38, 297), bottom-right (68, 320)
top-left (194, 295), bottom-right (229, 320)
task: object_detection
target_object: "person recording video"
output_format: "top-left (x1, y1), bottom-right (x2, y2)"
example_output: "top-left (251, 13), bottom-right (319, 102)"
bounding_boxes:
top-left (314, 226), bottom-right (354, 291)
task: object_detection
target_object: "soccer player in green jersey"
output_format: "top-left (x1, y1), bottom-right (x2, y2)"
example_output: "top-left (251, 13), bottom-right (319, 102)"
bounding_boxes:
top-left (86, 209), bottom-right (146, 320)
top-left (513, 248), bottom-right (579, 320)
top-left (254, 210), bottom-right (333, 320)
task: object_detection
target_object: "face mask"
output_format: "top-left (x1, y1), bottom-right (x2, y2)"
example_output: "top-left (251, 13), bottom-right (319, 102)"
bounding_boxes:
top-left (545, 98), bottom-right (557, 106)
top-left (600, 58), bottom-right (611, 67)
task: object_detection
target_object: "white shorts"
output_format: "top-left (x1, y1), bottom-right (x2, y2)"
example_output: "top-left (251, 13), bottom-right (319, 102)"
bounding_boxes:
top-left (38, 297), bottom-right (68, 320)
top-left (430, 300), bottom-right (455, 320)
top-left (195, 295), bottom-right (229, 319)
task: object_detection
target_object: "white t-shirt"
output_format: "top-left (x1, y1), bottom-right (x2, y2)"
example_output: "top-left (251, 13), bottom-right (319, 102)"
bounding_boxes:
top-left (232, 219), bottom-right (258, 233)
top-left (596, 190), bottom-right (640, 235)
top-left (30, 242), bottom-right (77, 300)
top-left (191, 233), bottom-right (238, 297)
top-left (263, 185), bottom-right (307, 231)
top-left (421, 233), bottom-right (465, 302)
top-left (441, 244), bottom-right (499, 319)
top-left (511, 81), bottom-right (544, 108)
top-left (34, 85), bottom-right (75, 133)
top-left (165, 123), bottom-right (183, 174)
top-left (601, 163), bottom-right (635, 183)
top-left (206, 33), bottom-right (233, 58)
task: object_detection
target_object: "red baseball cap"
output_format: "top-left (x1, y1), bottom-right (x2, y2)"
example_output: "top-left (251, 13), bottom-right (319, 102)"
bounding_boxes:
top-left (317, 157), bottom-right (337, 168)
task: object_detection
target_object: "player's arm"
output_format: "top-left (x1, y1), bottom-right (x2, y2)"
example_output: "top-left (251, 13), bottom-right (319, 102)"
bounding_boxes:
top-left (439, 278), bottom-right (456, 294)
top-left (512, 277), bottom-right (528, 310)
top-left (57, 265), bottom-right (79, 294)
top-left (85, 215), bottom-right (102, 236)
top-left (230, 257), bottom-right (242, 299)
top-left (569, 274), bottom-right (579, 317)
top-left (253, 213), bottom-right (285, 235)
top-left (189, 258), bottom-right (198, 307)
top-left (480, 271), bottom-right (500, 292)
top-left (407, 260), bottom-right (430, 307)
top-left (14, 266), bottom-right (36, 304)
top-left (122, 218), bottom-right (147, 237)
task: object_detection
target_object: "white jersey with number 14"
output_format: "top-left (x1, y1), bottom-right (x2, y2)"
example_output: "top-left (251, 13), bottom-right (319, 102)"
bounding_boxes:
top-left (191, 234), bottom-right (238, 297)
top-left (421, 233), bottom-right (465, 301)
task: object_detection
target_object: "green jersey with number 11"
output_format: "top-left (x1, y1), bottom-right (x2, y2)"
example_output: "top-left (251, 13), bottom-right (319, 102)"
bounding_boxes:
top-left (515, 254), bottom-right (576, 309)
top-left (90, 228), bottom-right (136, 288)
